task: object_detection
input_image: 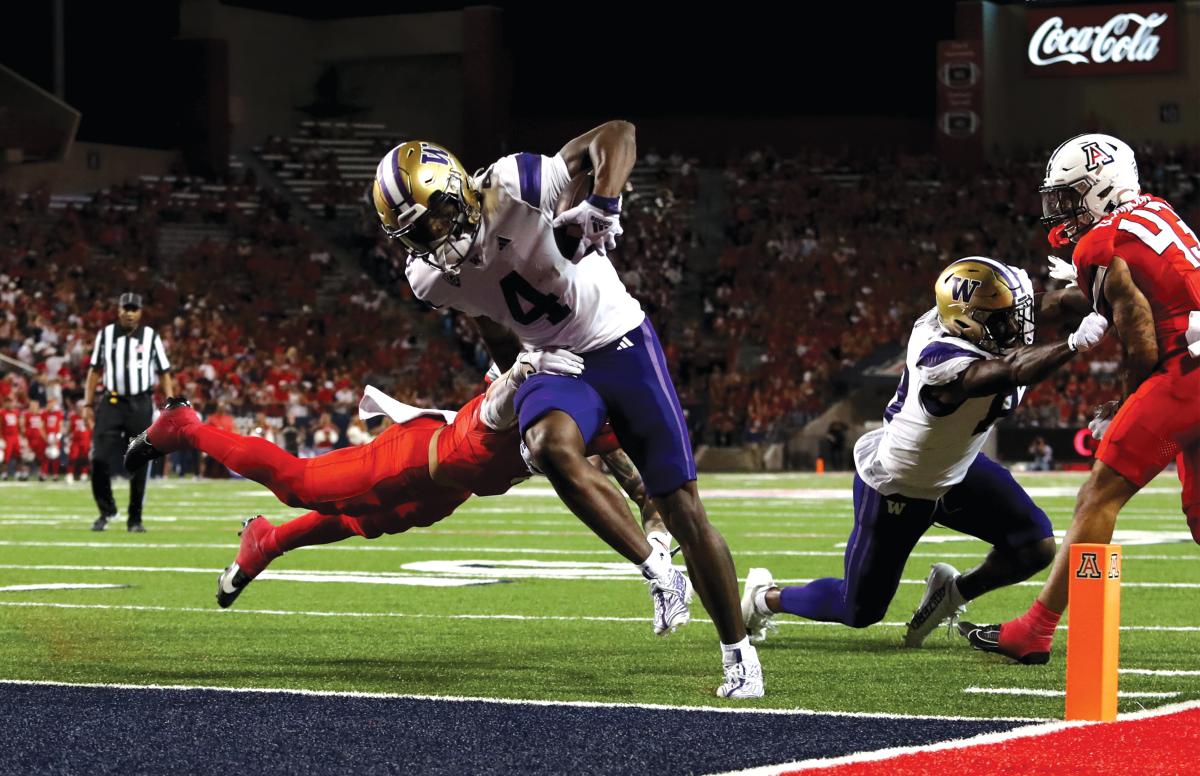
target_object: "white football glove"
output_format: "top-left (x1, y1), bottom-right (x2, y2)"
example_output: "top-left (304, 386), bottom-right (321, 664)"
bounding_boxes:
top-left (1068, 312), bottom-right (1109, 353)
top-left (1047, 255), bottom-right (1078, 288)
top-left (552, 197), bottom-right (623, 261)
top-left (516, 348), bottom-right (585, 378)
top-left (1089, 400), bottom-right (1121, 440)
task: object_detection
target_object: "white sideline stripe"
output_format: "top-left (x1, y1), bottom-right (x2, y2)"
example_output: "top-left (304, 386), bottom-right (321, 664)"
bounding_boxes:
top-left (0, 583), bottom-right (130, 592)
top-left (963, 687), bottom-right (1178, 699)
top-left (0, 565), bottom-right (494, 587)
top-left (7, 563), bottom-right (1200, 590)
top-left (0, 540), bottom-right (1194, 563)
top-left (0, 601), bottom-right (657, 621)
top-left (0, 678), bottom-right (1046, 723)
top-left (0, 601), bottom-right (1196, 633)
top-left (4, 562), bottom-right (1199, 590)
top-left (708, 699), bottom-right (1200, 776)
top-left (1121, 668), bottom-right (1200, 677)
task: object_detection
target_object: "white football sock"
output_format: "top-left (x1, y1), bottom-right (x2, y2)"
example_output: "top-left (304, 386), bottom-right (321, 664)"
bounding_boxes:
top-left (753, 588), bottom-right (772, 616)
top-left (646, 530), bottom-right (672, 554)
top-left (722, 637), bottom-right (756, 666)
top-left (638, 543), bottom-right (671, 580)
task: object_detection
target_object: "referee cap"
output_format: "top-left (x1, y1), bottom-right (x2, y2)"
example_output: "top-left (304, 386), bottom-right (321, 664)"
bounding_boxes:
top-left (119, 292), bottom-right (143, 309)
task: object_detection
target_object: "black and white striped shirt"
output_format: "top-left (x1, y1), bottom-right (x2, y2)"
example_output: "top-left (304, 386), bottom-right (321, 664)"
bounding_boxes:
top-left (89, 325), bottom-right (172, 397)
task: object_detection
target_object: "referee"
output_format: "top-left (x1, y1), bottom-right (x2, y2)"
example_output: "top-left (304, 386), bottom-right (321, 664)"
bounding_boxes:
top-left (84, 292), bottom-right (175, 532)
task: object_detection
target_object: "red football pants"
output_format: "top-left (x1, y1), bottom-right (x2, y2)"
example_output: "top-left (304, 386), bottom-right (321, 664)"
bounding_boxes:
top-left (185, 419), bottom-right (472, 543)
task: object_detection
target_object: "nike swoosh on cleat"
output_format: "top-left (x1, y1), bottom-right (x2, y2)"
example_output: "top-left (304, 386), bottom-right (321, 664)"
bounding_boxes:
top-left (219, 565), bottom-right (241, 594)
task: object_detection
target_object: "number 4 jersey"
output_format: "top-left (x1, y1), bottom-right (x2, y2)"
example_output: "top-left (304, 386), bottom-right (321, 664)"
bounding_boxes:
top-left (854, 309), bottom-right (1024, 500)
top-left (1073, 194), bottom-right (1200, 365)
top-left (404, 152), bottom-right (645, 353)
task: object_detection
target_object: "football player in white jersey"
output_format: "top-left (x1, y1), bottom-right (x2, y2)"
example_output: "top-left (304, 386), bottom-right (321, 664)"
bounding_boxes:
top-left (740, 257), bottom-right (1109, 648)
top-left (371, 122), bottom-right (762, 698)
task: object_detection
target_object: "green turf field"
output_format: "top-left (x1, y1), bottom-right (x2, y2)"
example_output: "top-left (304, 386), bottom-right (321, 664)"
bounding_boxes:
top-left (1, 472), bottom-right (1196, 719)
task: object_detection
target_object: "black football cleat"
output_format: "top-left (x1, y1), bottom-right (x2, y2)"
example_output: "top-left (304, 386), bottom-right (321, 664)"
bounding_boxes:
top-left (127, 523), bottom-right (146, 534)
top-left (958, 621), bottom-right (1051, 665)
top-left (91, 515), bottom-right (112, 532)
top-left (216, 563), bottom-right (253, 609)
top-left (124, 397), bottom-right (198, 472)
top-left (215, 516), bottom-right (276, 608)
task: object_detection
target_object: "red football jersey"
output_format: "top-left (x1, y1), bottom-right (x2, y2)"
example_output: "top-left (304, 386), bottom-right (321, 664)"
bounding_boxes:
top-left (23, 411), bottom-right (46, 437)
top-left (1073, 195), bottom-right (1200, 364)
top-left (44, 410), bottom-right (64, 436)
top-left (435, 394), bottom-right (527, 497)
top-left (69, 413), bottom-right (90, 435)
top-left (1, 409), bottom-right (19, 437)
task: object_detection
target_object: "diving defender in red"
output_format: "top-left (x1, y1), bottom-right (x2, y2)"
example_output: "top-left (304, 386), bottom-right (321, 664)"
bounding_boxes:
top-left (124, 352), bottom-right (631, 607)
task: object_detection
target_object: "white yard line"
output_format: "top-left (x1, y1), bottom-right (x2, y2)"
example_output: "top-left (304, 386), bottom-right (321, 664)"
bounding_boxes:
top-left (1120, 668), bottom-right (1200, 677)
top-left (0, 600), bottom-right (1196, 633)
top-left (0, 539), bottom-right (1195, 563)
top-left (0, 583), bottom-right (130, 592)
top-left (963, 687), bottom-right (1178, 699)
top-left (0, 565), bottom-right (494, 587)
top-left (2, 561), bottom-right (1198, 589)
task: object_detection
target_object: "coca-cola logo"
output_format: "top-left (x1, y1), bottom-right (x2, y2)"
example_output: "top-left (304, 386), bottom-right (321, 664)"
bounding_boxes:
top-left (1028, 12), bottom-right (1167, 67)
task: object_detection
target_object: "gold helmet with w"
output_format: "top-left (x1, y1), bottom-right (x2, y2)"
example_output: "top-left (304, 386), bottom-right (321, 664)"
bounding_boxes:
top-left (371, 141), bottom-right (482, 272)
top-left (935, 257), bottom-right (1034, 354)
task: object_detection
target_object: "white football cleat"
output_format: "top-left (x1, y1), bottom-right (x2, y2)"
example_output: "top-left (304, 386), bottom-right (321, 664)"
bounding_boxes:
top-left (717, 650), bottom-right (765, 699)
top-left (741, 567), bottom-right (778, 644)
top-left (903, 562), bottom-right (967, 648)
top-left (649, 566), bottom-right (693, 636)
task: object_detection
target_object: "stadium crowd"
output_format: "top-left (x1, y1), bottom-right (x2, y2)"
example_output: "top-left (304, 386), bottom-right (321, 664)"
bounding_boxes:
top-left (2, 141), bottom-right (1197, 478)
top-left (0, 175), bottom-right (474, 479)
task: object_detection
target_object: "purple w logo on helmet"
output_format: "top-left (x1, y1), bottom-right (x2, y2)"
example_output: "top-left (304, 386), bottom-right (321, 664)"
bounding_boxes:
top-left (420, 145), bottom-right (451, 165)
top-left (950, 277), bottom-right (982, 303)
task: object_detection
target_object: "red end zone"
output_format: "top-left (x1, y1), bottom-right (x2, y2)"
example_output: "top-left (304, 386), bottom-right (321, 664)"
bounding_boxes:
top-left (775, 702), bottom-right (1200, 776)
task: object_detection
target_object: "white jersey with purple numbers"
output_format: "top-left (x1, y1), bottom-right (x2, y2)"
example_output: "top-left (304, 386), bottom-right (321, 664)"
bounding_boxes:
top-left (854, 308), bottom-right (1025, 500)
top-left (405, 152), bottom-right (645, 353)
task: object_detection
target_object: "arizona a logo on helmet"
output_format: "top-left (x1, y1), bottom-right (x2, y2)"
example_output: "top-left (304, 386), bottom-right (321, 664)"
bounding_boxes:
top-left (1080, 141), bottom-right (1115, 172)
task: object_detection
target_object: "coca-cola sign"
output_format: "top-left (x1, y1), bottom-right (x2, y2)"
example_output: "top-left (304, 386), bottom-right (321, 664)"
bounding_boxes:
top-left (1026, 4), bottom-right (1178, 76)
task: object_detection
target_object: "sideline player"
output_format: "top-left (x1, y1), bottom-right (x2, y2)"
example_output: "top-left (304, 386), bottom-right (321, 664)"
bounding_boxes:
top-left (1, 396), bottom-right (23, 480)
top-left (67, 401), bottom-right (92, 482)
top-left (961, 133), bottom-right (1200, 663)
top-left (22, 399), bottom-right (48, 482)
top-left (741, 257), bottom-right (1108, 646)
top-left (371, 122), bottom-right (760, 697)
top-left (124, 354), bottom-right (668, 609)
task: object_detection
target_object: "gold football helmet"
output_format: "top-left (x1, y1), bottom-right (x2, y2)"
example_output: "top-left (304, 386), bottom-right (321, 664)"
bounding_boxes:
top-left (935, 257), bottom-right (1034, 354)
top-left (372, 141), bottom-right (482, 272)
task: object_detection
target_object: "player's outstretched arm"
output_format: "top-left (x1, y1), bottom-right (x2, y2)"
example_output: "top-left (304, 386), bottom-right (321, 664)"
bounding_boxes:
top-left (471, 316), bottom-right (522, 371)
top-left (956, 340), bottom-right (1077, 398)
top-left (601, 448), bottom-right (663, 532)
top-left (1035, 286), bottom-right (1091, 325)
top-left (557, 121), bottom-right (636, 197)
top-left (1104, 256), bottom-right (1159, 399)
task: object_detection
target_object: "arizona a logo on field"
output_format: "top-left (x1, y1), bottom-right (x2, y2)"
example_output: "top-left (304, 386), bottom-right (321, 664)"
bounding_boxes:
top-left (1075, 551), bottom-right (1103, 579)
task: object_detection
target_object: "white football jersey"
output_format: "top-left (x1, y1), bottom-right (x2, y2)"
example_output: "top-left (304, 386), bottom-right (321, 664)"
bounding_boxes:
top-left (854, 309), bottom-right (1024, 500)
top-left (405, 152), bottom-right (645, 353)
